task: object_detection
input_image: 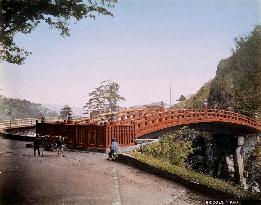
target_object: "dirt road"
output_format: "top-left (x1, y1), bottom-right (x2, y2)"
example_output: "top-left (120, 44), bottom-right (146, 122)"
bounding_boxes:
top-left (0, 137), bottom-right (212, 205)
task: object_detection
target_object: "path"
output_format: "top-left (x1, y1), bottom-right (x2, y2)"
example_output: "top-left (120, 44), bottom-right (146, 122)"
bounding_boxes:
top-left (0, 137), bottom-right (213, 205)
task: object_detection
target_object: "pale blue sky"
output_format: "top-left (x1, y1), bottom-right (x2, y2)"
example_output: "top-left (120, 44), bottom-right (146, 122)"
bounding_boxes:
top-left (1, 0), bottom-right (260, 108)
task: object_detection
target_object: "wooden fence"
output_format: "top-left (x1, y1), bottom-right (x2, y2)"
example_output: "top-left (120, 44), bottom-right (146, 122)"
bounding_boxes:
top-left (36, 121), bottom-right (136, 151)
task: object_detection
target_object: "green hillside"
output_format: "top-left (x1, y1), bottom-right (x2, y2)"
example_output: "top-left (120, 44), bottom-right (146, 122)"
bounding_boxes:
top-left (0, 97), bottom-right (57, 121)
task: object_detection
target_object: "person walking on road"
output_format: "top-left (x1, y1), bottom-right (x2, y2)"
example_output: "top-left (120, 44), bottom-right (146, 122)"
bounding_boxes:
top-left (56, 136), bottom-right (64, 156)
top-left (34, 135), bottom-right (41, 156)
top-left (39, 137), bottom-right (48, 157)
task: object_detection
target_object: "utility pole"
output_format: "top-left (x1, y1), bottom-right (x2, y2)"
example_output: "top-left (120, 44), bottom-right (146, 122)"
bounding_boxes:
top-left (169, 84), bottom-right (172, 108)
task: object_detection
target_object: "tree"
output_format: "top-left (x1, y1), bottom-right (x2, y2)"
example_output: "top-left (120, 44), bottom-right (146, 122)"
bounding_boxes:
top-left (177, 94), bottom-right (186, 102)
top-left (0, 0), bottom-right (117, 65)
top-left (60, 104), bottom-right (72, 119)
top-left (84, 80), bottom-right (125, 117)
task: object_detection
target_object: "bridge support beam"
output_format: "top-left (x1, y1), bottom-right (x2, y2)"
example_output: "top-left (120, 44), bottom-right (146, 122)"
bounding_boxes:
top-left (234, 136), bottom-right (247, 189)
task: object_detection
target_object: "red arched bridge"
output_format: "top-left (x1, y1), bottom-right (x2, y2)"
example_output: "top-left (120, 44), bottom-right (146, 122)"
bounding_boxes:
top-left (36, 108), bottom-right (261, 151)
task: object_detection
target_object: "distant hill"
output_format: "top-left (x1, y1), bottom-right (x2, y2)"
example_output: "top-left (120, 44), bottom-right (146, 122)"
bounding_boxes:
top-left (174, 25), bottom-right (261, 118)
top-left (0, 97), bottom-right (52, 120)
top-left (43, 103), bottom-right (83, 117)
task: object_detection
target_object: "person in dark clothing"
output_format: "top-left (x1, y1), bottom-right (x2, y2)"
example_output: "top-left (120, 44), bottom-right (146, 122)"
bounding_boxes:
top-left (39, 137), bottom-right (48, 156)
top-left (56, 136), bottom-right (64, 156)
top-left (41, 117), bottom-right (45, 123)
top-left (108, 138), bottom-right (119, 160)
top-left (34, 135), bottom-right (41, 156)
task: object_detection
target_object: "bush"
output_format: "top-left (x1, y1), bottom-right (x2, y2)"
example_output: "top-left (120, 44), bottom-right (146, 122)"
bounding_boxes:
top-left (139, 129), bottom-right (193, 167)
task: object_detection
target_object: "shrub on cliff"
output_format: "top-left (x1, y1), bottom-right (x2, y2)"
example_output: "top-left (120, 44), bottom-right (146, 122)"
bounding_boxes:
top-left (139, 128), bottom-right (193, 167)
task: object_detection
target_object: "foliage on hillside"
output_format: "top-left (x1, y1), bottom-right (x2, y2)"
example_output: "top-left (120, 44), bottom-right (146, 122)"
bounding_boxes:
top-left (208, 25), bottom-right (261, 118)
top-left (139, 128), bottom-right (193, 167)
top-left (173, 80), bottom-right (212, 109)
top-left (0, 96), bottom-right (57, 121)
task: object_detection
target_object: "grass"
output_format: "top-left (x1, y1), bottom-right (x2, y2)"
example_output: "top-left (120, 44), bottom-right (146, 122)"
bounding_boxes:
top-left (129, 151), bottom-right (255, 199)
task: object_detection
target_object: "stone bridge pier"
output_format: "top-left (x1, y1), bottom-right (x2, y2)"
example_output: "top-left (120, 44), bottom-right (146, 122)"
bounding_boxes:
top-left (234, 134), bottom-right (261, 189)
top-left (234, 136), bottom-right (247, 188)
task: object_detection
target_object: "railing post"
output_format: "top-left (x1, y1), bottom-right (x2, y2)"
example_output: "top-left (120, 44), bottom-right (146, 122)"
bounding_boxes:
top-left (133, 121), bottom-right (137, 137)
top-left (104, 122), bottom-right (109, 150)
top-left (35, 120), bottom-right (38, 137)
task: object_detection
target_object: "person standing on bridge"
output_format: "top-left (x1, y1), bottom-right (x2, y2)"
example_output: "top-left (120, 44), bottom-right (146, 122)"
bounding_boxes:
top-left (108, 138), bottom-right (119, 160)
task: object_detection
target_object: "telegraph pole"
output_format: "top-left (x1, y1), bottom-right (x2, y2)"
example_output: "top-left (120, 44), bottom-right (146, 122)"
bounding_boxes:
top-left (169, 84), bottom-right (172, 108)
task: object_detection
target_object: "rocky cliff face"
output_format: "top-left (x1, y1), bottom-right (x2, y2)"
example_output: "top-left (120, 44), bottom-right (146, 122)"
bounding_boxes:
top-left (208, 26), bottom-right (261, 118)
top-left (186, 133), bottom-right (237, 182)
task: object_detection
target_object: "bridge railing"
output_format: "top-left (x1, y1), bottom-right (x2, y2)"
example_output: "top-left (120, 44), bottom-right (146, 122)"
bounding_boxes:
top-left (88, 108), bottom-right (261, 130)
top-left (128, 109), bottom-right (261, 137)
top-left (206, 109), bottom-right (260, 127)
